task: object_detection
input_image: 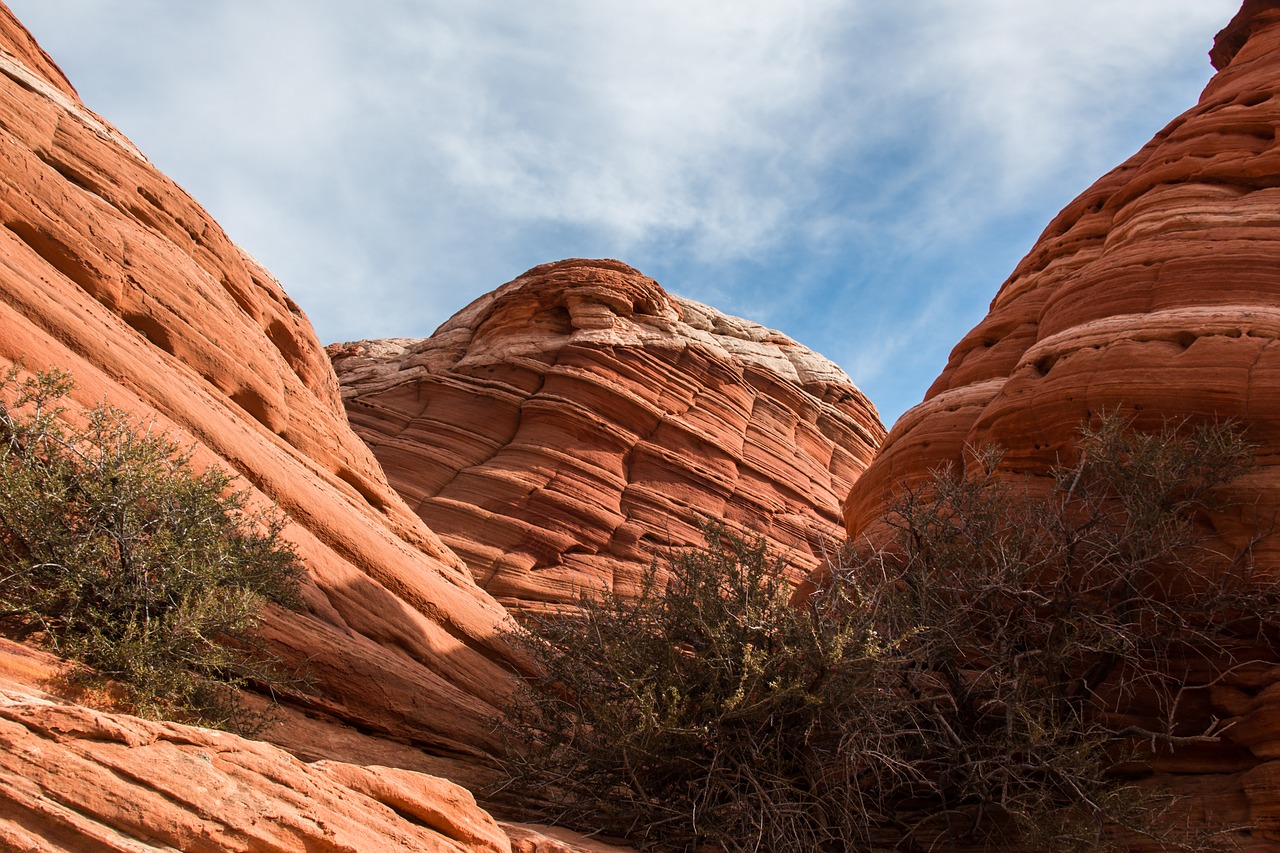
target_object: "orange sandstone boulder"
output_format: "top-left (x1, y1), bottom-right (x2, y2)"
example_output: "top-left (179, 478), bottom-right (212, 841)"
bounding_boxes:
top-left (332, 259), bottom-right (884, 610)
top-left (0, 639), bottom-right (627, 853)
top-left (845, 0), bottom-right (1280, 559)
top-left (0, 683), bottom-right (512, 853)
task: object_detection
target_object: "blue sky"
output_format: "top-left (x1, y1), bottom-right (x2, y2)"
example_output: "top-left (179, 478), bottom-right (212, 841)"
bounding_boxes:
top-left (5, 1), bottom-right (1241, 427)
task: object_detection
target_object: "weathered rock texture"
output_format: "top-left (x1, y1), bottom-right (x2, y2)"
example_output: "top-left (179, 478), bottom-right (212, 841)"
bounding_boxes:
top-left (0, 692), bottom-right (511, 853)
top-left (0, 4), bottom-right (606, 845)
top-left (846, 2), bottom-right (1280, 542)
top-left (843, 2), bottom-right (1280, 845)
top-left (0, 0), bottom-right (540, 819)
top-left (331, 259), bottom-right (884, 610)
top-left (0, 639), bottom-right (628, 853)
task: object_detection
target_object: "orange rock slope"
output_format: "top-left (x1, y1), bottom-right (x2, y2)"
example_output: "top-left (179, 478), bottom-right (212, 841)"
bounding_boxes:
top-left (847, 1), bottom-right (1280, 548)
top-left (331, 259), bottom-right (884, 610)
top-left (843, 1), bottom-right (1280, 844)
top-left (0, 1), bottom-right (573, 847)
top-left (0, 1), bottom-right (527, 762)
top-left (0, 639), bottom-right (630, 853)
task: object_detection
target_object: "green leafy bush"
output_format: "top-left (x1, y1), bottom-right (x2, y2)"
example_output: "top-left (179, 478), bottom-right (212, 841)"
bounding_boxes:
top-left (0, 367), bottom-right (305, 732)
top-left (499, 414), bottom-right (1277, 852)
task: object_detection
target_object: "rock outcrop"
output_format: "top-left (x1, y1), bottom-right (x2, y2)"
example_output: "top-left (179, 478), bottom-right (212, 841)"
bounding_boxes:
top-left (0, 0), bottom-right (526, 796)
top-left (842, 2), bottom-right (1280, 844)
top-left (0, 639), bottom-right (630, 853)
top-left (331, 259), bottom-right (884, 610)
top-left (845, 1), bottom-right (1280, 552)
top-left (0, 691), bottom-right (511, 853)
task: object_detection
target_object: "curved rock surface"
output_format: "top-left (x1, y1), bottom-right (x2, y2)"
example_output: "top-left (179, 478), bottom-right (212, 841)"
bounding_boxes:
top-left (0, 0), bottom-right (530, 807)
top-left (0, 692), bottom-right (510, 853)
top-left (0, 639), bottom-right (629, 853)
top-left (846, 1), bottom-right (1280, 550)
top-left (331, 259), bottom-right (884, 610)
top-left (843, 2), bottom-right (1280, 844)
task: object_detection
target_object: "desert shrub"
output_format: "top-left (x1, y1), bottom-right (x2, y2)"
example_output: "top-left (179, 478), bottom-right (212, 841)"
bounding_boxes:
top-left (499, 414), bottom-right (1276, 852)
top-left (0, 366), bottom-right (305, 732)
top-left (833, 415), bottom-right (1272, 851)
top-left (499, 522), bottom-right (889, 851)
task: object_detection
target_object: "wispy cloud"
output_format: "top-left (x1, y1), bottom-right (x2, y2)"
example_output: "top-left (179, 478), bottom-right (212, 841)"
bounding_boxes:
top-left (4, 0), bottom-right (1243, 423)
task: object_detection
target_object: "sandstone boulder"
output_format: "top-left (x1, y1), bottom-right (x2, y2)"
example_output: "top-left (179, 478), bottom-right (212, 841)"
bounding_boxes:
top-left (0, 688), bottom-right (510, 853)
top-left (845, 1), bottom-right (1280, 558)
top-left (0, 638), bottom-right (629, 852)
top-left (332, 259), bottom-right (884, 610)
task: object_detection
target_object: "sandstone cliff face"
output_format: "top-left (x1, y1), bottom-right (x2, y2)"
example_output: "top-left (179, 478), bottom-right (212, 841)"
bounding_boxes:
top-left (842, 1), bottom-right (1280, 843)
top-left (0, 0), bottom-right (523, 782)
top-left (0, 6), bottom-right (647, 849)
top-left (331, 259), bottom-right (884, 610)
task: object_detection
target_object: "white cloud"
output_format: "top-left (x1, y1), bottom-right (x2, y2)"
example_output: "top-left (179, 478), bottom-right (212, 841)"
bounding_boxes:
top-left (2, 0), bottom-right (1247, 422)
top-left (366, 0), bottom-right (860, 255)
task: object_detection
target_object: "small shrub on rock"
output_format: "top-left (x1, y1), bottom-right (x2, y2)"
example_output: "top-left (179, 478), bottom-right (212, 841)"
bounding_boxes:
top-left (499, 413), bottom-right (1277, 852)
top-left (0, 366), bottom-right (305, 732)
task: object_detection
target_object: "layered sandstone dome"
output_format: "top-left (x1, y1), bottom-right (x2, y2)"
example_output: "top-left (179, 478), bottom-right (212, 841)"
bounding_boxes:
top-left (842, 2), bottom-right (1280, 843)
top-left (332, 259), bottom-right (884, 610)
top-left (845, 1), bottom-right (1280, 557)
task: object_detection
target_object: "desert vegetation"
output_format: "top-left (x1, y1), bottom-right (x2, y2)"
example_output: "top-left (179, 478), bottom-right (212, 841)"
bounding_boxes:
top-left (500, 413), bottom-right (1277, 851)
top-left (0, 366), bottom-right (305, 733)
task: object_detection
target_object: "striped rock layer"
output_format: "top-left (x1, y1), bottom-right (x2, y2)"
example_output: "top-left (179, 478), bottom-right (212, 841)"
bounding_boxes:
top-left (332, 259), bottom-right (884, 611)
top-left (843, 2), bottom-right (1280, 845)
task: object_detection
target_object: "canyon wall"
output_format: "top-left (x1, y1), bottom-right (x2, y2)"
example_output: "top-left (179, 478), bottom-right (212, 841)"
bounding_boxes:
top-left (0, 0), bottom-right (539, 823)
top-left (332, 259), bottom-right (884, 611)
top-left (842, 2), bottom-right (1280, 844)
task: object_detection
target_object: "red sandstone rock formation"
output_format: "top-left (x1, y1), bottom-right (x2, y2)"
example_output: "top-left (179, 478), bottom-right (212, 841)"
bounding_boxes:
top-left (846, 1), bottom-right (1280, 547)
top-left (0, 1), bottom-right (527, 753)
top-left (0, 0), bottom-right (561, 833)
top-left (842, 2), bottom-right (1280, 845)
top-left (331, 259), bottom-right (884, 610)
top-left (0, 639), bottom-right (629, 853)
top-left (0, 7), bottom-right (643, 850)
top-left (0, 691), bottom-right (510, 852)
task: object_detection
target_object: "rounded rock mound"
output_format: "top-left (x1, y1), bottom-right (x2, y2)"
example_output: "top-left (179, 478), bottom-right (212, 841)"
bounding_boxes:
top-left (845, 2), bottom-right (1280, 571)
top-left (332, 258), bottom-right (885, 610)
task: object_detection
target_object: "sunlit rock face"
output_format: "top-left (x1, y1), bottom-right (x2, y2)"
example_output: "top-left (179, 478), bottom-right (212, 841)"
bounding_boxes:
top-left (332, 259), bottom-right (885, 611)
top-left (842, 2), bottom-right (1280, 845)
top-left (0, 637), bottom-right (637, 853)
top-left (0, 643), bottom-right (514, 853)
top-left (0, 0), bottom-right (526, 773)
top-left (846, 2), bottom-right (1280, 554)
